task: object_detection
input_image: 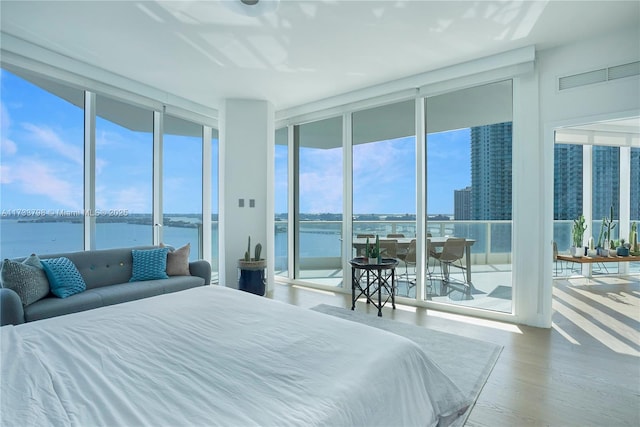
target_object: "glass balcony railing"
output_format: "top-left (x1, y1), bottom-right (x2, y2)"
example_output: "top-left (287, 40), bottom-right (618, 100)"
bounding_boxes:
top-left (273, 220), bottom-right (513, 275)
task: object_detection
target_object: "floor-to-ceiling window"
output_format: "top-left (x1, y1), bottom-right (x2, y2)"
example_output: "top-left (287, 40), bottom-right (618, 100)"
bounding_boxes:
top-left (553, 143), bottom-right (583, 252)
top-left (295, 116), bottom-right (343, 287)
top-left (163, 115), bottom-right (203, 260)
top-left (425, 80), bottom-right (513, 313)
top-left (554, 118), bottom-right (639, 276)
top-left (95, 95), bottom-right (153, 249)
top-left (211, 130), bottom-right (220, 282)
top-left (352, 100), bottom-right (416, 296)
top-left (0, 69), bottom-right (84, 258)
top-left (275, 127), bottom-right (288, 277)
top-left (632, 147), bottom-right (640, 229)
top-left (0, 67), bottom-right (217, 274)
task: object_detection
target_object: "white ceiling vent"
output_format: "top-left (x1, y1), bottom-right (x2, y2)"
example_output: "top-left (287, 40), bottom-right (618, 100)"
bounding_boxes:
top-left (558, 61), bottom-right (640, 91)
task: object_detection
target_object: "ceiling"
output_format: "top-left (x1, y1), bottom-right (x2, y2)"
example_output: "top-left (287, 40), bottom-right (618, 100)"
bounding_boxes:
top-left (1, 0), bottom-right (639, 113)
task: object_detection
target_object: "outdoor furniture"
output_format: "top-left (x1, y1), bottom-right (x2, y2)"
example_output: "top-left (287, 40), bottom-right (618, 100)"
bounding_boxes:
top-left (379, 239), bottom-right (398, 258)
top-left (431, 238), bottom-right (467, 290)
top-left (556, 254), bottom-right (640, 278)
top-left (349, 257), bottom-right (398, 317)
top-left (352, 237), bottom-right (476, 286)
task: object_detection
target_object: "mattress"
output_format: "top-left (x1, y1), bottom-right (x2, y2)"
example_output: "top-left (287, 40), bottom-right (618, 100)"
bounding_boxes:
top-left (1, 285), bottom-right (469, 426)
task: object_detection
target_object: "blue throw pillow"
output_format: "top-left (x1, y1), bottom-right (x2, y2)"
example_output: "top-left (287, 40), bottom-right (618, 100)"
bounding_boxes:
top-left (130, 248), bottom-right (169, 282)
top-left (40, 257), bottom-right (86, 299)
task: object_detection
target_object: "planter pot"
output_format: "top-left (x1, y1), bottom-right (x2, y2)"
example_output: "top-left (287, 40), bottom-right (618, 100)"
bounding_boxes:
top-left (368, 257), bottom-right (378, 264)
top-left (597, 247), bottom-right (608, 257)
top-left (570, 246), bottom-right (583, 258)
top-left (238, 259), bottom-right (266, 296)
top-left (587, 249), bottom-right (598, 257)
top-left (616, 247), bottom-right (630, 257)
top-left (608, 249), bottom-right (618, 257)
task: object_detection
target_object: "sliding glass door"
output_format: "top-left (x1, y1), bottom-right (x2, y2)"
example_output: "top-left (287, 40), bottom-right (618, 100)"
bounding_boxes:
top-left (352, 100), bottom-right (416, 296)
top-left (425, 80), bottom-right (514, 313)
top-left (294, 117), bottom-right (344, 287)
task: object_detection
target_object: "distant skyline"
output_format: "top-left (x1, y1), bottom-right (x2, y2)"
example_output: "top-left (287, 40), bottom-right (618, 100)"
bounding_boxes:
top-left (2, 69), bottom-right (471, 217)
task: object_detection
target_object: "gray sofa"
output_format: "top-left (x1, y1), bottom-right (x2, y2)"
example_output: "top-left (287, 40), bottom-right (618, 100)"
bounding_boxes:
top-left (0, 246), bottom-right (211, 326)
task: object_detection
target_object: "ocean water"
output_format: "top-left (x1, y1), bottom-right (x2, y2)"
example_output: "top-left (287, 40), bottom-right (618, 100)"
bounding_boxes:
top-left (0, 219), bottom-right (214, 261)
top-left (0, 219), bottom-right (331, 262)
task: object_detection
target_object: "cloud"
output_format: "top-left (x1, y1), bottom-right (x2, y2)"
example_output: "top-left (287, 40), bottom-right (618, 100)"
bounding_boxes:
top-left (3, 158), bottom-right (82, 210)
top-left (95, 183), bottom-right (151, 213)
top-left (112, 187), bottom-right (150, 213)
top-left (299, 147), bottom-right (343, 213)
top-left (1, 138), bottom-right (17, 156)
top-left (0, 164), bottom-right (12, 184)
top-left (0, 102), bottom-right (17, 156)
top-left (22, 123), bottom-right (83, 165)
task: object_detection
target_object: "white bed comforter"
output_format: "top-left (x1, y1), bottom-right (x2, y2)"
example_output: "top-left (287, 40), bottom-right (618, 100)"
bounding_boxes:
top-left (1, 285), bottom-right (469, 427)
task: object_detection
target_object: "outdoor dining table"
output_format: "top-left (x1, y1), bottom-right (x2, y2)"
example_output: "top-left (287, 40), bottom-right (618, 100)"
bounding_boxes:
top-left (352, 237), bottom-right (476, 285)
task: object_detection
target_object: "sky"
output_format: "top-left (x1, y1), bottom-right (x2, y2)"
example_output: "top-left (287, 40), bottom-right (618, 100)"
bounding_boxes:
top-left (1, 69), bottom-right (470, 217)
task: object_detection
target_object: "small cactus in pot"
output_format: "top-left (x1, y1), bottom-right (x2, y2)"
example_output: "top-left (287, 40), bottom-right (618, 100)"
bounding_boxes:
top-left (238, 235), bottom-right (266, 296)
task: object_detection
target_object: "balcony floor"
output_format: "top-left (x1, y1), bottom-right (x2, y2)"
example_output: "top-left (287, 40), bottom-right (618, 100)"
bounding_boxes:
top-left (279, 260), bottom-right (640, 314)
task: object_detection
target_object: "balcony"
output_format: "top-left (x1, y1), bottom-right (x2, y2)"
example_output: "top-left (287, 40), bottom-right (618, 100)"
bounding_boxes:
top-left (272, 219), bottom-right (639, 313)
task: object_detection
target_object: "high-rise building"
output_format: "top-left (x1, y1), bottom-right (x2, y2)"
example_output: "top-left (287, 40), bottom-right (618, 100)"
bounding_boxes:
top-left (591, 146), bottom-right (620, 220)
top-left (553, 144), bottom-right (583, 220)
top-left (471, 122), bottom-right (512, 220)
top-left (454, 186), bottom-right (472, 220)
top-left (632, 148), bottom-right (640, 221)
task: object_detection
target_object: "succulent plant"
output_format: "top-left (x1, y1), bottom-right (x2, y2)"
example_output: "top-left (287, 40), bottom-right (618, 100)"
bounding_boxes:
top-left (243, 236), bottom-right (263, 261)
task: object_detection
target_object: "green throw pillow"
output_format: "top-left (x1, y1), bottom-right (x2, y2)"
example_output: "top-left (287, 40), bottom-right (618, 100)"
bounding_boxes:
top-left (1, 254), bottom-right (50, 306)
top-left (130, 247), bottom-right (170, 282)
top-left (41, 257), bottom-right (87, 298)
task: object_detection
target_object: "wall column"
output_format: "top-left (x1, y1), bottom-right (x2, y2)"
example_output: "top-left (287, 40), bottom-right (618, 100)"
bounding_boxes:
top-left (220, 99), bottom-right (275, 290)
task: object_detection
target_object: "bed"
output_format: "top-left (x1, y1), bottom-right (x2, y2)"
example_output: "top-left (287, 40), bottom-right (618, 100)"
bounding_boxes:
top-left (1, 285), bottom-right (469, 426)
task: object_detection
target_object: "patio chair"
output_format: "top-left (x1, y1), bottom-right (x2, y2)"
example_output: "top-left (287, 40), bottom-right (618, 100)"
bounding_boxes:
top-left (379, 239), bottom-right (398, 259)
top-left (398, 239), bottom-right (417, 292)
top-left (431, 238), bottom-right (467, 290)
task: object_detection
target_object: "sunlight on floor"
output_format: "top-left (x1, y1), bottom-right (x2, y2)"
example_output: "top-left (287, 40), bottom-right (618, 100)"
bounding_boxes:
top-left (427, 310), bottom-right (523, 334)
top-left (552, 276), bottom-right (640, 357)
top-left (291, 284), bottom-right (337, 296)
top-left (551, 321), bottom-right (581, 345)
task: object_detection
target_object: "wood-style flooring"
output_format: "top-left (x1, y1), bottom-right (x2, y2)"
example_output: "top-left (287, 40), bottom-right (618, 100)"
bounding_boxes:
top-left (268, 275), bottom-right (640, 426)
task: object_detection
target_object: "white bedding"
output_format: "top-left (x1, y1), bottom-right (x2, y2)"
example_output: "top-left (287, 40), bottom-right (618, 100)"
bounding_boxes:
top-left (1, 285), bottom-right (469, 427)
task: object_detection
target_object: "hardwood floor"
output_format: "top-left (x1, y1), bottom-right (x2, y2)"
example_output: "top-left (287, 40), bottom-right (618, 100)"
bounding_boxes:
top-left (268, 276), bottom-right (640, 426)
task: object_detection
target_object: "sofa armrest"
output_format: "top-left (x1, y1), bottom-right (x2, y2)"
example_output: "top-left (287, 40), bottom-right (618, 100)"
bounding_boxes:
top-left (0, 288), bottom-right (25, 326)
top-left (189, 260), bottom-right (212, 286)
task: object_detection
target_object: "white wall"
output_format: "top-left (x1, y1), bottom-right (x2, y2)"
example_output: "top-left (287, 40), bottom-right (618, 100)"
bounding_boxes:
top-left (533, 27), bottom-right (640, 327)
top-left (220, 99), bottom-right (275, 289)
top-left (538, 27), bottom-right (640, 126)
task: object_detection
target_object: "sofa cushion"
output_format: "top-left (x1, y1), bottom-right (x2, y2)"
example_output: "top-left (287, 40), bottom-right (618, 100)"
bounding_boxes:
top-left (0, 255), bottom-right (50, 306)
top-left (162, 276), bottom-right (206, 293)
top-left (130, 248), bottom-right (170, 282)
top-left (165, 243), bottom-right (191, 276)
top-left (40, 257), bottom-right (87, 299)
top-left (89, 281), bottom-right (165, 306)
top-left (24, 291), bottom-right (103, 322)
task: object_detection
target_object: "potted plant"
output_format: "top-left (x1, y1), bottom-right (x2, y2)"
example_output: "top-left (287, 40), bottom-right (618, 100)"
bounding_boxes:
top-left (630, 222), bottom-right (639, 256)
top-left (596, 217), bottom-right (607, 256)
top-left (238, 236), bottom-right (266, 296)
top-left (609, 239), bottom-right (618, 257)
top-left (616, 239), bottom-right (630, 257)
top-left (600, 206), bottom-right (617, 257)
top-left (366, 235), bottom-right (381, 264)
top-left (587, 236), bottom-right (597, 257)
top-left (571, 214), bottom-right (587, 257)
